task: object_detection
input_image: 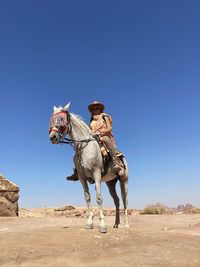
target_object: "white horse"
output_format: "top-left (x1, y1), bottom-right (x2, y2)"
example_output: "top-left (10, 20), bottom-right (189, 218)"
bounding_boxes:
top-left (49, 102), bottom-right (129, 233)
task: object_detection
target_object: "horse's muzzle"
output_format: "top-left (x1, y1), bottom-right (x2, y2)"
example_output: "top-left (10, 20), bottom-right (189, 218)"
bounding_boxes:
top-left (50, 135), bottom-right (59, 144)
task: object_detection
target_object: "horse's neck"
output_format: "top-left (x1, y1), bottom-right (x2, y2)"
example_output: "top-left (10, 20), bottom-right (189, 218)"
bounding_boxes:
top-left (69, 114), bottom-right (91, 141)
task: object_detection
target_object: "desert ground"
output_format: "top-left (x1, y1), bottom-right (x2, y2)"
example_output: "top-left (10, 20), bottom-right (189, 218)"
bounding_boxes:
top-left (0, 209), bottom-right (200, 267)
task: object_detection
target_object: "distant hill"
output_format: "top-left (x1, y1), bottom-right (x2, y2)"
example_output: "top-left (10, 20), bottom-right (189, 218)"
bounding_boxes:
top-left (141, 203), bottom-right (200, 215)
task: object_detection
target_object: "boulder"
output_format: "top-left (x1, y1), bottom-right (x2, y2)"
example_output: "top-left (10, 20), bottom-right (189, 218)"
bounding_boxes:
top-left (0, 197), bottom-right (17, 216)
top-left (54, 204), bottom-right (75, 211)
top-left (0, 174), bottom-right (19, 217)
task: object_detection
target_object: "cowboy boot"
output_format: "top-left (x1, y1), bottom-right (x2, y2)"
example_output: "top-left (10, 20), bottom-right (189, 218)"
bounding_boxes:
top-left (66, 169), bottom-right (79, 181)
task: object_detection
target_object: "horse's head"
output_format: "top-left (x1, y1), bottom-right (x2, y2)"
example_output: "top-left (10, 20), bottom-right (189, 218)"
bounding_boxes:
top-left (49, 102), bottom-right (71, 144)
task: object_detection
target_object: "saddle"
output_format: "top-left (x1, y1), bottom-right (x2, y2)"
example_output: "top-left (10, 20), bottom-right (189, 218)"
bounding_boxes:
top-left (94, 135), bottom-right (127, 181)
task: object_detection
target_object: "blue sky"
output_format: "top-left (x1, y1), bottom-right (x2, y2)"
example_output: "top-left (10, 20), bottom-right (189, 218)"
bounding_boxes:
top-left (0, 0), bottom-right (199, 209)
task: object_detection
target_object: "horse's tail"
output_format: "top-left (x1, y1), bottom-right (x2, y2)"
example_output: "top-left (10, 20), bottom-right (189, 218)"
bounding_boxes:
top-left (119, 157), bottom-right (129, 227)
top-left (123, 157), bottom-right (128, 181)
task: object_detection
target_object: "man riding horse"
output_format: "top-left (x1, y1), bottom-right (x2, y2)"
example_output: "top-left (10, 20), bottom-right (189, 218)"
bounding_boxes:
top-left (49, 101), bottom-right (129, 231)
top-left (67, 101), bottom-right (121, 181)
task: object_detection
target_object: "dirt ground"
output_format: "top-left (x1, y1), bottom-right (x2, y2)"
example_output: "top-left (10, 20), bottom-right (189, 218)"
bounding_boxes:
top-left (0, 213), bottom-right (200, 267)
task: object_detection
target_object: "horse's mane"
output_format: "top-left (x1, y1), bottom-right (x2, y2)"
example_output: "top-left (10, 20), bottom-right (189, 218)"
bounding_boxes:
top-left (70, 113), bottom-right (91, 132)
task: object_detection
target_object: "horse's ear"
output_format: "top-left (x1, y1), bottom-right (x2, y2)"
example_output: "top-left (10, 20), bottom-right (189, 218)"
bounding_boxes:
top-left (63, 102), bottom-right (70, 111)
top-left (53, 106), bottom-right (57, 112)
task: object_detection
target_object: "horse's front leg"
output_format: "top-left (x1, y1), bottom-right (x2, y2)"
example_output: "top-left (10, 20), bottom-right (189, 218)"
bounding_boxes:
top-left (94, 170), bottom-right (107, 233)
top-left (79, 178), bottom-right (94, 229)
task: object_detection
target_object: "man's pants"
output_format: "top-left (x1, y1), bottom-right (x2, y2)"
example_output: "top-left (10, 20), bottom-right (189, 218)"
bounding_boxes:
top-left (101, 136), bottom-right (118, 160)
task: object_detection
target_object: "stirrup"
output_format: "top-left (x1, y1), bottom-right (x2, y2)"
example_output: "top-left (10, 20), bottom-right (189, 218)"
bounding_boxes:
top-left (116, 152), bottom-right (123, 157)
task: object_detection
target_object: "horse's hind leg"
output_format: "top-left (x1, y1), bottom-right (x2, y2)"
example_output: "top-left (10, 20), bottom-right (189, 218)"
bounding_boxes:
top-left (80, 179), bottom-right (94, 229)
top-left (106, 178), bottom-right (120, 228)
top-left (120, 180), bottom-right (129, 228)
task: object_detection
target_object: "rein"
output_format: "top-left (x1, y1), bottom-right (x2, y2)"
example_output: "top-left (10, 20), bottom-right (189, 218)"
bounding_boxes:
top-left (61, 136), bottom-right (94, 145)
top-left (61, 113), bottom-right (95, 146)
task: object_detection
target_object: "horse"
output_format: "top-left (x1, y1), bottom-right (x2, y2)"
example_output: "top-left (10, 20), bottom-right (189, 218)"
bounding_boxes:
top-left (48, 102), bottom-right (129, 233)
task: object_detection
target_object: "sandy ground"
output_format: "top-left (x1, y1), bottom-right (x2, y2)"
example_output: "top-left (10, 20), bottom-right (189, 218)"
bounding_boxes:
top-left (0, 213), bottom-right (200, 267)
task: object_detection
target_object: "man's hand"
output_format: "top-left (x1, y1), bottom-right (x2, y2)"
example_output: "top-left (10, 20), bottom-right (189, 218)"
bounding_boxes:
top-left (100, 131), bottom-right (106, 137)
top-left (93, 131), bottom-right (100, 135)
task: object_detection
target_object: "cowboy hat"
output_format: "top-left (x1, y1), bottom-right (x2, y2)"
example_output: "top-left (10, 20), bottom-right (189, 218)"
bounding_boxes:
top-left (88, 101), bottom-right (105, 113)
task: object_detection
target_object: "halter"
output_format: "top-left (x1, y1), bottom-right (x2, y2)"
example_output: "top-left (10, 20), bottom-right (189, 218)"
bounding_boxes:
top-left (49, 111), bottom-right (71, 137)
top-left (49, 111), bottom-right (94, 146)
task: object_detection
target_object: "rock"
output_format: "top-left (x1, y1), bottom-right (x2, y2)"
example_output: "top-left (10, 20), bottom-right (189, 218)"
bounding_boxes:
top-left (0, 174), bottom-right (20, 217)
top-left (0, 191), bottom-right (19, 203)
top-left (185, 203), bottom-right (195, 209)
top-left (176, 203), bottom-right (200, 214)
top-left (177, 204), bottom-right (185, 211)
top-left (54, 204), bottom-right (75, 211)
top-left (0, 197), bottom-right (17, 216)
top-left (0, 174), bottom-right (19, 192)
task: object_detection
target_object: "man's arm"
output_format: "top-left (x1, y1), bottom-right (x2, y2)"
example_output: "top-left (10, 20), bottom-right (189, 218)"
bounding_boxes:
top-left (100, 116), bottom-right (112, 136)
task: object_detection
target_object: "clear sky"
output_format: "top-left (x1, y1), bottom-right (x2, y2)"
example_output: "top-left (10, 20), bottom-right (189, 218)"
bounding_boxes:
top-left (0, 0), bottom-right (199, 209)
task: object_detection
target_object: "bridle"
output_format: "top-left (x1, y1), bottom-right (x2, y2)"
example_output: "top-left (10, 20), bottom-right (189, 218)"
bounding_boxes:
top-left (49, 111), bottom-right (71, 138)
top-left (49, 111), bottom-right (94, 147)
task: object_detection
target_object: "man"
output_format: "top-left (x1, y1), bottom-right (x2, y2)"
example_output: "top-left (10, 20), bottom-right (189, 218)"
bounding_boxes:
top-left (67, 101), bottom-right (120, 181)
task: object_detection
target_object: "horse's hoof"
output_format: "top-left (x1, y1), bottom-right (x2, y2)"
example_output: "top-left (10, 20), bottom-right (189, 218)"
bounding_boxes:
top-left (99, 226), bottom-right (107, 233)
top-left (85, 224), bottom-right (93, 229)
top-left (125, 224), bottom-right (130, 228)
top-left (113, 224), bottom-right (119, 228)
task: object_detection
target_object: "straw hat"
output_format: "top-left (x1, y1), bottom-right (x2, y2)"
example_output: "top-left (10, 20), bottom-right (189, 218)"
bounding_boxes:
top-left (88, 101), bottom-right (105, 113)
